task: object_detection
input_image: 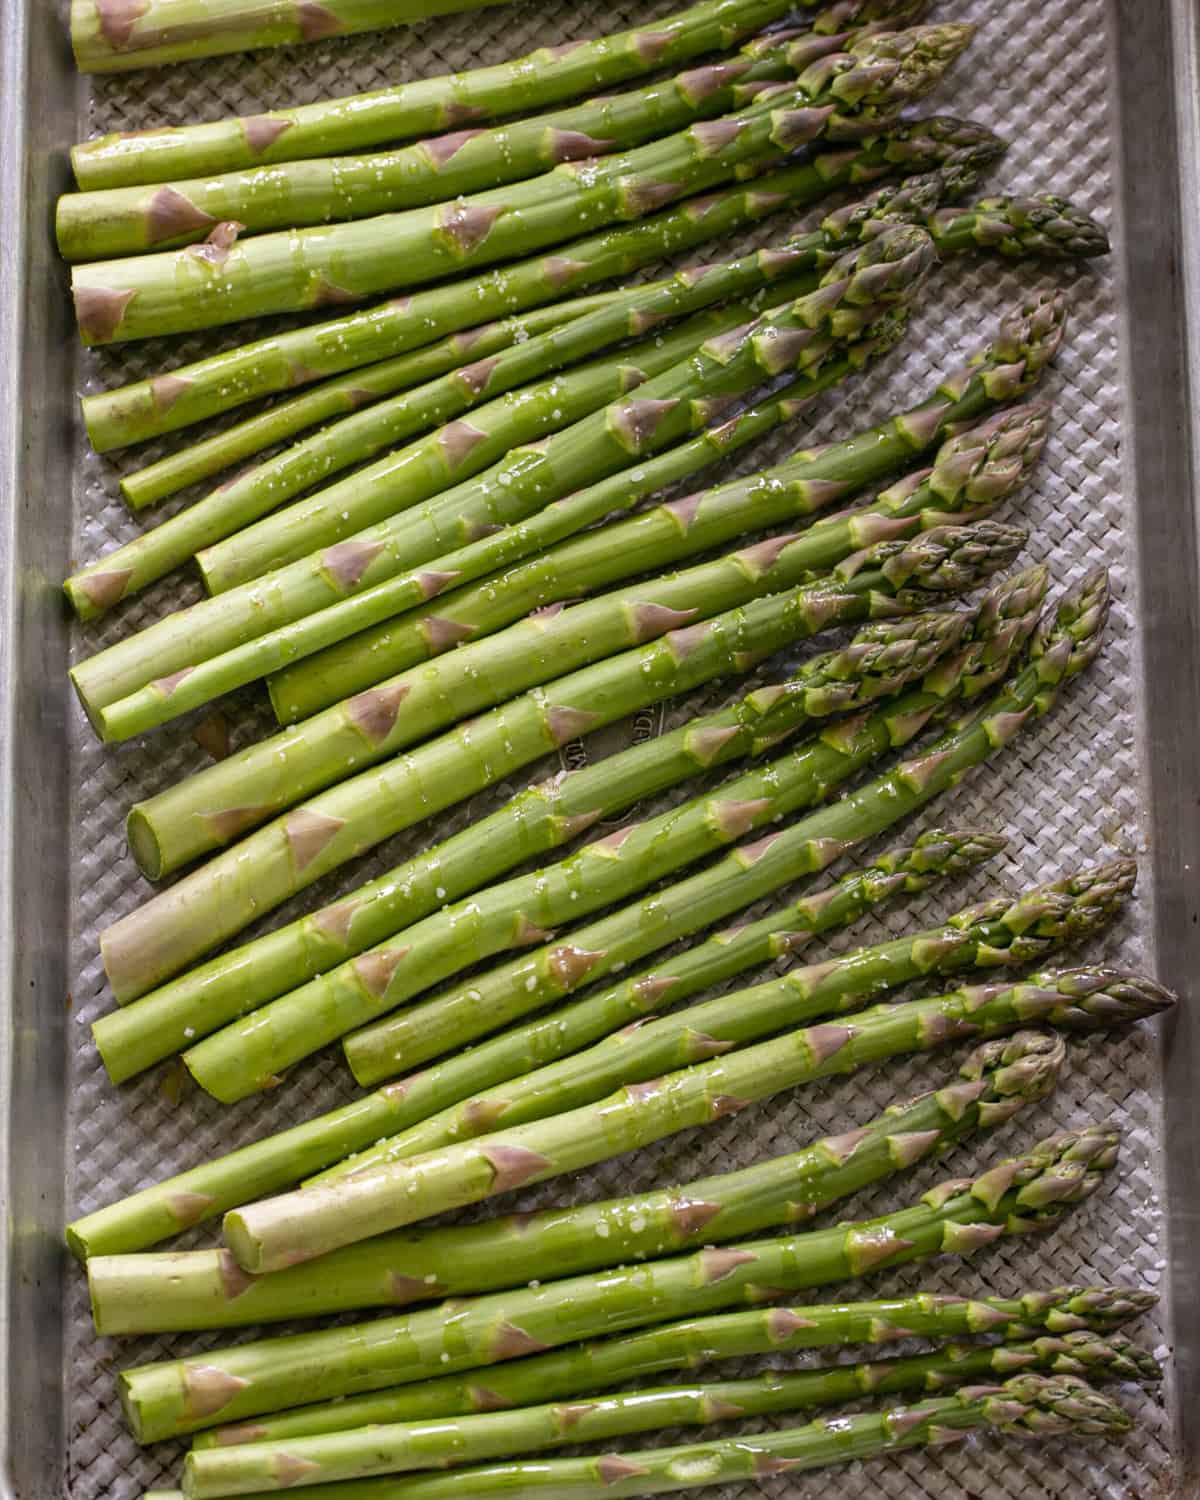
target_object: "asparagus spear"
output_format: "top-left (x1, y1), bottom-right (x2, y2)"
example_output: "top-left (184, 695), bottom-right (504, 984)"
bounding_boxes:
top-left (70, 0), bottom-right (878, 169)
top-left (183, 1331), bottom-right (1157, 1497)
top-left (110, 154), bottom-right (994, 511)
top-left (87, 1025), bottom-right (1055, 1331)
top-left (73, 831), bottom-right (996, 1259)
top-left (323, 856), bottom-right (1132, 1185)
top-left (116, 1125), bottom-right (1123, 1441)
top-left (266, 393), bottom-right (1046, 723)
top-left (90, 291), bottom-right (1065, 1022)
top-left (73, 224), bottom-right (933, 722)
top-left (59, 29), bottom-right (838, 258)
top-left (70, 0), bottom-right (518, 73)
top-left (96, 533), bottom-right (1032, 1006)
top-left (120, 399), bottom-right (1029, 865)
top-left (190, 1289), bottom-right (1158, 1447)
top-left (188, 1371), bottom-right (1135, 1500)
top-left (341, 566), bottom-right (1101, 1088)
top-left (180, 553), bottom-right (1033, 1106)
top-left (926, 194), bottom-right (1110, 259)
top-left (78, 117), bottom-right (1002, 450)
top-left (97, 611), bottom-right (970, 1084)
top-left (67, 251), bottom-right (824, 623)
top-left (71, 33), bottom-right (972, 344)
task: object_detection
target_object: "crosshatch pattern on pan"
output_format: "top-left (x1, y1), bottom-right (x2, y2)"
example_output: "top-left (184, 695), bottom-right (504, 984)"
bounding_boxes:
top-left (63, 0), bottom-right (1171, 1495)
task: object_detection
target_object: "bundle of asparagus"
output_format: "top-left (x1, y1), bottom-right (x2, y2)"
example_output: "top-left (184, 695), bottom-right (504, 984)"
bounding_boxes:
top-left (63, 16), bottom-right (933, 257)
top-left (72, 223), bottom-right (936, 724)
top-left (56, 2), bottom-right (1166, 1489)
top-left (70, 27), bottom-right (974, 344)
top-left (173, 1373), bottom-right (1139, 1499)
top-left (77, 116), bottom-right (1003, 453)
top-left (116, 1124), bottom-right (1126, 1440)
top-left (188, 1286), bottom-right (1157, 1447)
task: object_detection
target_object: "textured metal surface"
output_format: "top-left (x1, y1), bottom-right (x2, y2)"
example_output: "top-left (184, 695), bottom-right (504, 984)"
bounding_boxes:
top-left (1, 0), bottom-right (1199, 1496)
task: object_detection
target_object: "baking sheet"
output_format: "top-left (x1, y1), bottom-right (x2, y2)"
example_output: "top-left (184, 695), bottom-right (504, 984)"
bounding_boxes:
top-left (2, 0), bottom-right (1200, 1495)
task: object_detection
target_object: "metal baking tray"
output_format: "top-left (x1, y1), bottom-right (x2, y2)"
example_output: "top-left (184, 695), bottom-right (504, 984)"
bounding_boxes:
top-left (2, 0), bottom-right (1200, 1494)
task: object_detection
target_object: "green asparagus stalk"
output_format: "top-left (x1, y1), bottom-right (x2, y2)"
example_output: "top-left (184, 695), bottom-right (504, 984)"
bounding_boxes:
top-left (97, 611), bottom-right (970, 1084)
top-left (190, 1288), bottom-right (1157, 1447)
top-left (67, 251), bottom-right (825, 623)
top-left (341, 565), bottom-right (1099, 1087)
top-left (121, 404), bottom-right (1030, 878)
top-left (72, 830), bottom-right (996, 1259)
top-left (227, 965), bottom-right (1168, 1272)
top-left (116, 1125), bottom-right (1123, 1441)
top-left (87, 1024), bottom-right (1054, 1332)
top-left (78, 117), bottom-right (1002, 450)
top-left (266, 392), bottom-right (1046, 723)
top-left (72, 224), bottom-right (933, 721)
top-left (71, 32), bottom-right (972, 344)
top-left (182, 1330), bottom-right (1157, 1497)
top-left (111, 154), bottom-right (991, 511)
top-left (89, 288), bottom-right (1065, 1019)
top-left (322, 856), bottom-right (1132, 1185)
top-left (95, 531), bottom-right (1031, 1007)
top-left (59, 30), bottom-right (830, 258)
top-left (187, 1371), bottom-right (1135, 1500)
top-left (70, 0), bottom-right (519, 73)
top-left (180, 553), bottom-right (1034, 1106)
top-left (71, 0), bottom-right (898, 171)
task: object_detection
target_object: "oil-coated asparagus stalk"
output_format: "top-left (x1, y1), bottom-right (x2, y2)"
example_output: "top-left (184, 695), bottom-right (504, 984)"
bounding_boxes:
top-left (227, 966), bottom-right (1168, 1272)
top-left (187, 1372), bottom-right (1135, 1500)
top-left (113, 154), bottom-right (986, 509)
top-left (59, 31), bottom-right (827, 258)
top-left (124, 402), bottom-right (1029, 872)
top-left (70, 0), bottom-right (895, 165)
top-left (323, 856), bottom-right (1131, 1184)
top-left (71, 32), bottom-right (971, 344)
top-left (78, 117), bottom-right (1002, 450)
top-left (92, 289), bottom-right (1065, 1020)
top-left (73, 225), bottom-right (933, 721)
top-left (269, 394), bottom-right (1046, 722)
top-left (87, 1023), bottom-right (1053, 1332)
top-left (96, 532), bottom-right (1032, 1007)
top-left (69, 0), bottom-right (518, 73)
top-left (116, 1125), bottom-right (1124, 1441)
top-left (66, 251), bottom-right (823, 623)
top-left (183, 1332), bottom-right (1157, 1496)
top-left (181, 555), bottom-right (1031, 1106)
top-left (190, 1288), bottom-right (1158, 1447)
top-left (73, 831), bottom-right (992, 1260)
top-left (97, 612), bottom-right (970, 1084)
top-left (342, 565), bottom-right (1097, 1087)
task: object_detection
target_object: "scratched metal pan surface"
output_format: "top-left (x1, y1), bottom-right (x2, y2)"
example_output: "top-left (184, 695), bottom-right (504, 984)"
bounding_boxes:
top-left (1, 0), bottom-right (1199, 1494)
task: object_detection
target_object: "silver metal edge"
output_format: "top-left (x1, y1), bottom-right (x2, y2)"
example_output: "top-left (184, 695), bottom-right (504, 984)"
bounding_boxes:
top-left (0, 0), bottom-right (79, 1493)
top-left (1110, 0), bottom-right (1200, 1488)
